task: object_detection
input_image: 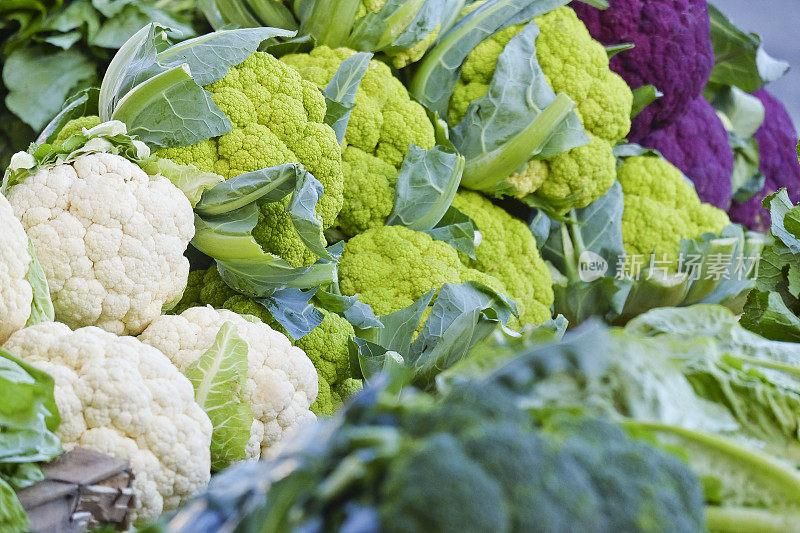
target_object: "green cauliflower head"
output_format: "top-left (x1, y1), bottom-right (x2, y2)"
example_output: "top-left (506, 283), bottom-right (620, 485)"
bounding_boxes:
top-left (172, 267), bottom-right (359, 417)
top-left (282, 46), bottom-right (436, 237)
top-left (158, 51), bottom-right (345, 267)
top-left (618, 155), bottom-right (731, 263)
top-left (338, 225), bottom-right (515, 317)
top-left (449, 5), bottom-right (631, 210)
top-left (452, 191), bottom-right (554, 325)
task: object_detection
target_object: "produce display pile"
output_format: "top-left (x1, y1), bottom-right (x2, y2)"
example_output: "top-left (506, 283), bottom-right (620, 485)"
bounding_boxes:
top-left (2, 1), bottom-right (800, 532)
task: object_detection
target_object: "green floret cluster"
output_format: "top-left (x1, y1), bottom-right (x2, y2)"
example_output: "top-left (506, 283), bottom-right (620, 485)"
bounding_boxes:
top-left (53, 115), bottom-right (102, 145)
top-left (173, 268), bottom-right (361, 417)
top-left (451, 190), bottom-right (553, 325)
top-left (618, 155), bottom-right (731, 262)
top-left (282, 46), bottom-right (436, 237)
top-left (338, 225), bottom-right (513, 317)
top-left (158, 51), bottom-right (345, 267)
top-left (449, 5), bottom-right (632, 210)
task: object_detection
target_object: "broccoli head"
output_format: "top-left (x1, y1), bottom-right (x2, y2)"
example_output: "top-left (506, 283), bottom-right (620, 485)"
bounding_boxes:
top-left (158, 51), bottom-right (345, 267)
top-left (728, 89), bottom-right (800, 232)
top-left (281, 46), bottom-right (436, 237)
top-left (634, 97), bottom-right (734, 210)
top-left (338, 225), bottom-right (514, 317)
top-left (451, 190), bottom-right (553, 325)
top-left (618, 155), bottom-right (730, 264)
top-left (572, 0), bottom-right (715, 138)
top-left (172, 267), bottom-right (359, 417)
top-left (448, 5), bottom-right (630, 210)
top-left (158, 372), bottom-right (706, 533)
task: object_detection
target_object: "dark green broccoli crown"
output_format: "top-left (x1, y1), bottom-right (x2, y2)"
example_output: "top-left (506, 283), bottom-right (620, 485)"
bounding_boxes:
top-left (379, 433), bottom-right (509, 533)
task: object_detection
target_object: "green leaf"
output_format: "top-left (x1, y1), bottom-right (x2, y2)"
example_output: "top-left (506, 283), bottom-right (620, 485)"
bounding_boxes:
top-left (24, 239), bottom-right (54, 327)
top-left (707, 4), bottom-right (790, 93)
top-left (386, 144), bottom-right (464, 231)
top-left (357, 290), bottom-right (434, 353)
top-left (111, 63), bottom-right (231, 148)
top-left (194, 163), bottom-right (331, 261)
top-left (729, 137), bottom-right (764, 205)
top-left (765, 189), bottom-right (800, 253)
top-left (315, 284), bottom-right (383, 330)
top-left (0, 347), bottom-right (62, 465)
top-left (423, 206), bottom-right (481, 259)
top-left (742, 290), bottom-right (800, 343)
top-left (346, 0), bottom-right (427, 51)
top-left (184, 322), bottom-right (253, 471)
top-left (321, 52), bottom-right (372, 145)
top-left (709, 85), bottom-right (765, 139)
top-left (299, 0), bottom-right (362, 47)
top-left (630, 85), bottom-right (662, 120)
top-left (37, 87), bottom-right (100, 145)
top-left (605, 42), bottom-right (633, 58)
top-left (256, 288), bottom-right (324, 340)
top-left (3, 44), bottom-right (97, 130)
top-left (89, 2), bottom-right (195, 49)
top-left (0, 478), bottom-right (28, 532)
top-left (408, 282), bottom-right (518, 387)
top-left (144, 158), bottom-right (224, 207)
top-left (410, 0), bottom-right (570, 117)
top-left (157, 27), bottom-right (297, 86)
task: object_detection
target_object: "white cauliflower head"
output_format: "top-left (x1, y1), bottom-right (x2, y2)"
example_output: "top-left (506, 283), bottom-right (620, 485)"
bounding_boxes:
top-left (0, 193), bottom-right (33, 343)
top-left (139, 306), bottom-right (318, 461)
top-left (3, 322), bottom-right (213, 523)
top-left (5, 152), bottom-right (194, 335)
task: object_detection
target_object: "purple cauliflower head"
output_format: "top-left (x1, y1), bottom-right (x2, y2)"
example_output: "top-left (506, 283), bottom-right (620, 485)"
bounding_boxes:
top-left (571, 0), bottom-right (714, 138)
top-left (634, 96), bottom-right (734, 209)
top-left (728, 89), bottom-right (800, 232)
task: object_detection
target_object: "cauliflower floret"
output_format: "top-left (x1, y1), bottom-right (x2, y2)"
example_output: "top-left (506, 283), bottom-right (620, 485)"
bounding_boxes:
top-left (0, 193), bottom-right (34, 343)
top-left (517, 134), bottom-right (617, 211)
top-left (158, 51), bottom-right (344, 267)
top-left (451, 191), bottom-right (553, 325)
top-left (6, 152), bottom-right (194, 335)
top-left (171, 267), bottom-right (360, 417)
top-left (2, 322), bottom-right (212, 523)
top-left (282, 46), bottom-right (436, 236)
top-left (338, 225), bottom-right (511, 316)
top-left (139, 306), bottom-right (317, 461)
top-left (618, 155), bottom-right (731, 263)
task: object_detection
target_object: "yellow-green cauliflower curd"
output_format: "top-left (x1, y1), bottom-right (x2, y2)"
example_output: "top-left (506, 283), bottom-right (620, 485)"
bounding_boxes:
top-left (452, 191), bottom-right (553, 325)
top-left (618, 155), bottom-right (731, 262)
top-left (159, 51), bottom-right (344, 267)
top-left (449, 5), bottom-right (632, 209)
top-left (338, 225), bottom-right (514, 317)
top-left (282, 46), bottom-right (436, 236)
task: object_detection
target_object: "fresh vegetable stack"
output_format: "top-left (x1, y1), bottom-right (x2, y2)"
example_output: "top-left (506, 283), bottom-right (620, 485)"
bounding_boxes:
top-left (1, 1), bottom-right (800, 532)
